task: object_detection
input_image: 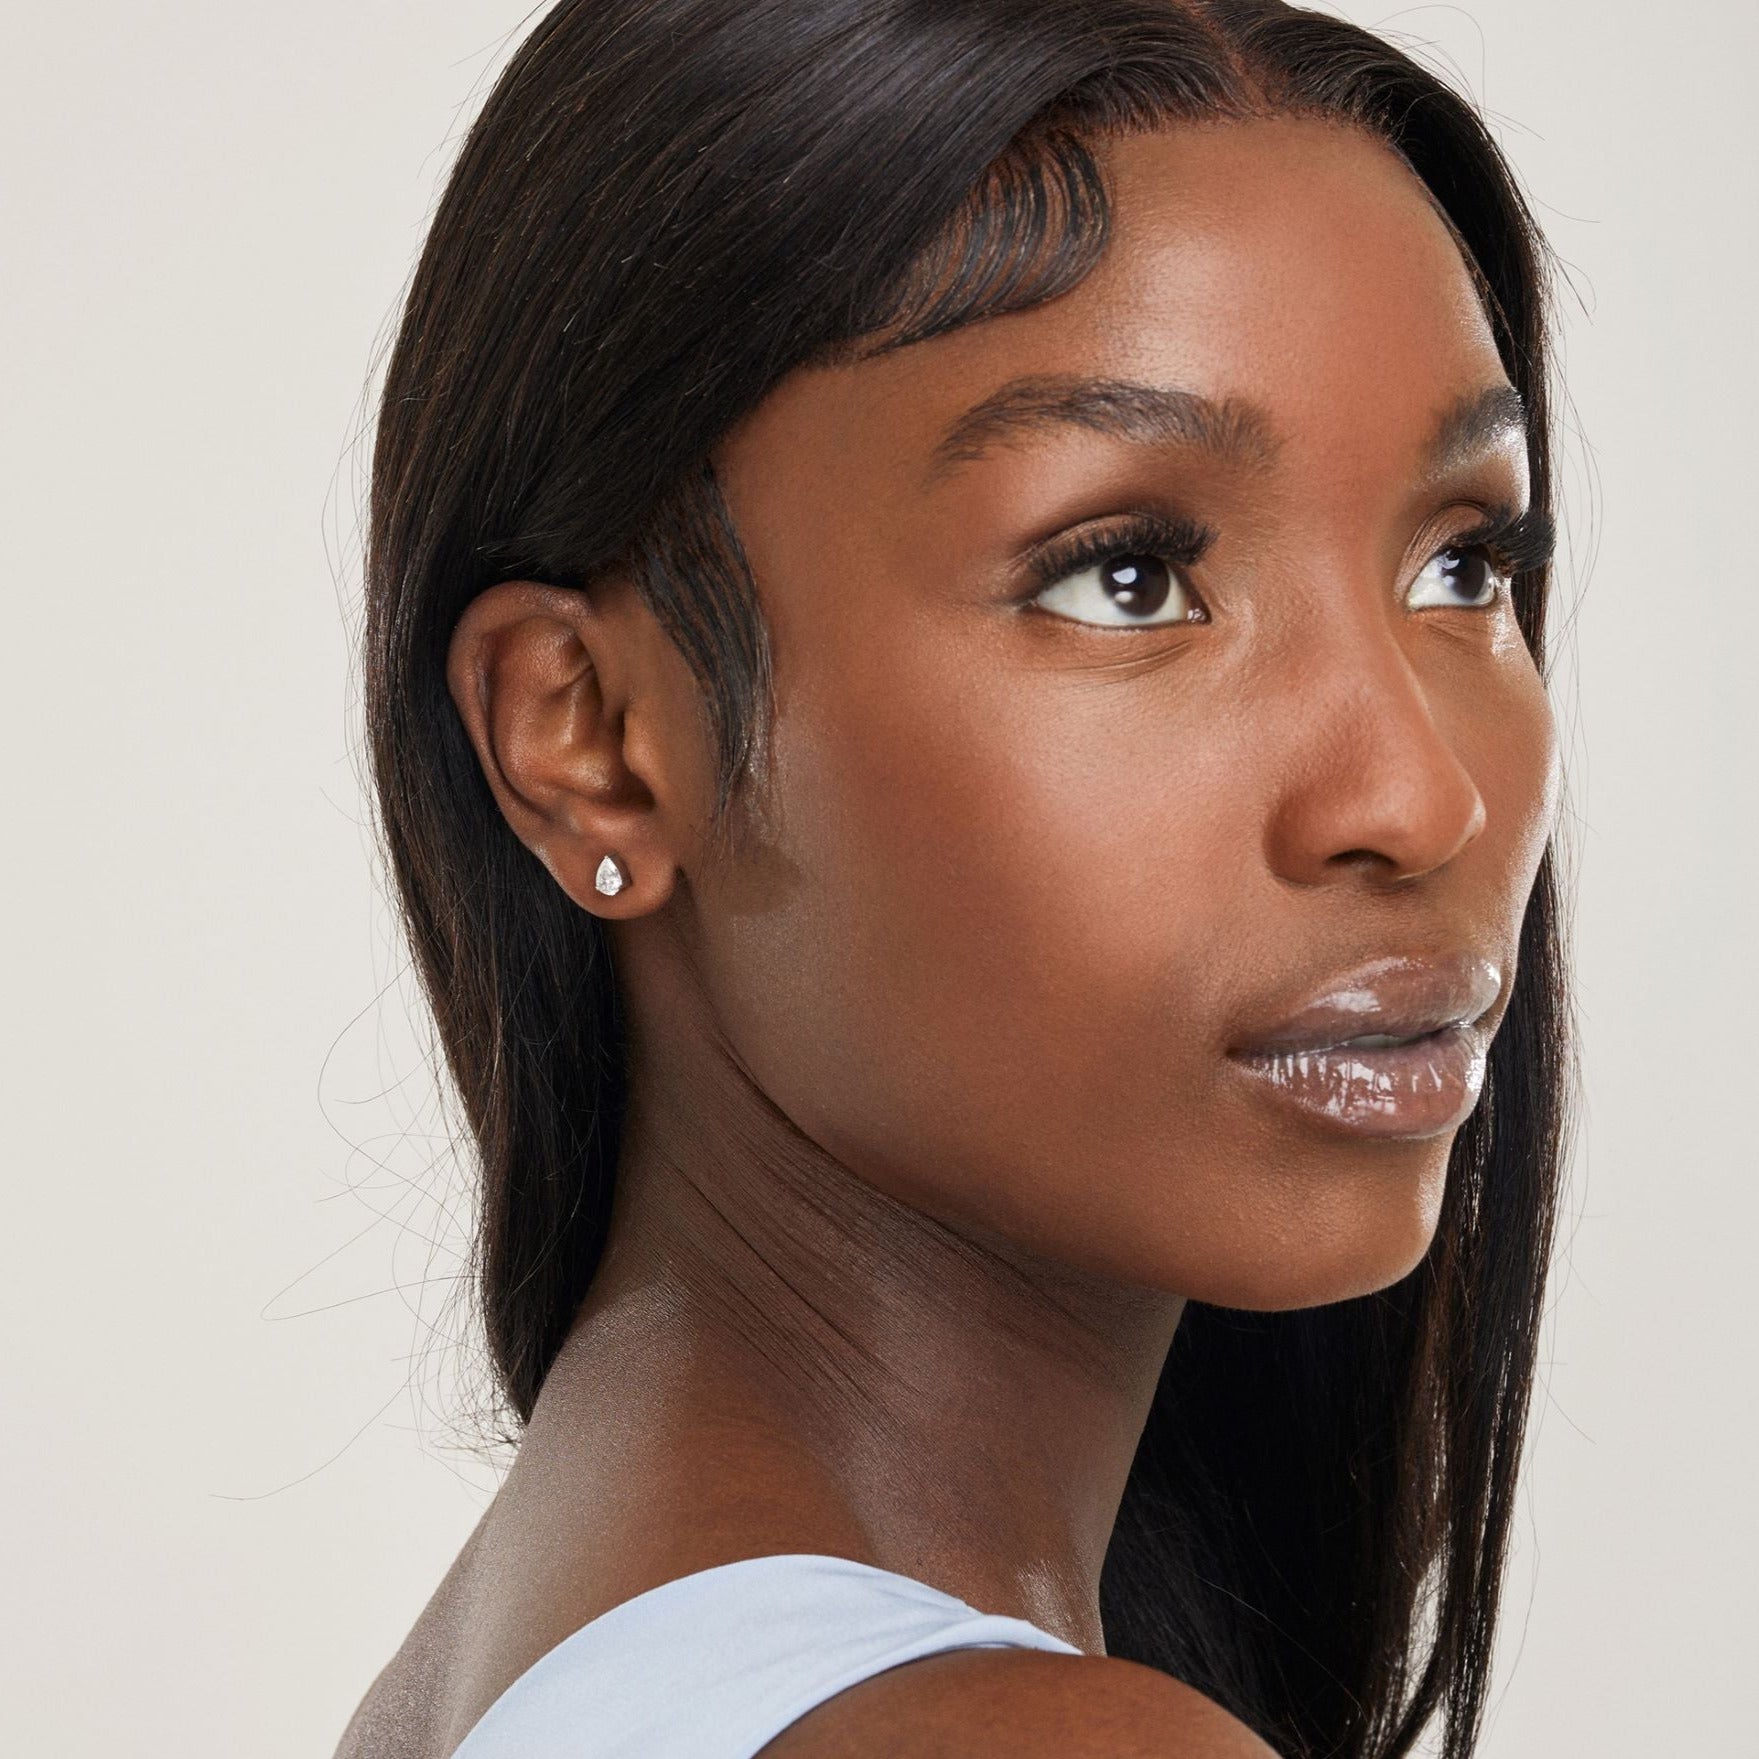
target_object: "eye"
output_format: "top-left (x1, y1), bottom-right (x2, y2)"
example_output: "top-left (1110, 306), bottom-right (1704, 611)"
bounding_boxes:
top-left (1025, 511), bottom-right (1212, 629)
top-left (1406, 541), bottom-right (1508, 610)
top-left (1035, 551), bottom-right (1203, 627)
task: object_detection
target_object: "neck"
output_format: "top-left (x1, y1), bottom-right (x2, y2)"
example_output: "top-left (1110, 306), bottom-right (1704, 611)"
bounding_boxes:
top-left (519, 951), bottom-right (1184, 1655)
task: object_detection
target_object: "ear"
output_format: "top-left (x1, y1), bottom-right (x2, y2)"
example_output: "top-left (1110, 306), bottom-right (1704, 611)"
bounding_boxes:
top-left (445, 571), bottom-right (701, 917)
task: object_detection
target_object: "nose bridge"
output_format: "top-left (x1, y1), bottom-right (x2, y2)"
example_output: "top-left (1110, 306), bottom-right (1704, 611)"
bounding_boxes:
top-left (1261, 588), bottom-right (1487, 887)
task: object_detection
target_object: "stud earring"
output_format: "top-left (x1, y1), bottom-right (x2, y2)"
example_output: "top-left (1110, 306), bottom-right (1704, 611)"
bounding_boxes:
top-left (594, 853), bottom-right (629, 897)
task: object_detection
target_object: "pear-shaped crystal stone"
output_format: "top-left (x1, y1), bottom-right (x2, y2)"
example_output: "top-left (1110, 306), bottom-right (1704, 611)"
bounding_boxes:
top-left (594, 855), bottom-right (625, 896)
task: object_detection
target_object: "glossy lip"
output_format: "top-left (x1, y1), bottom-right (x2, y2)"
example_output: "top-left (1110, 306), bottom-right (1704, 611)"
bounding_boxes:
top-left (1225, 951), bottom-right (1503, 1140)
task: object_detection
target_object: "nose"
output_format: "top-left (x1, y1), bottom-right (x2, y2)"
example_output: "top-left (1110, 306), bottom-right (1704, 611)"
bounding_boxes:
top-left (1261, 618), bottom-right (1487, 889)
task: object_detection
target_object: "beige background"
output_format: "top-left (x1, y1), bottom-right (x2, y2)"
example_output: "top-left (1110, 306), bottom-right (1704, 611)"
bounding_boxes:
top-left (2, 2), bottom-right (1751, 1753)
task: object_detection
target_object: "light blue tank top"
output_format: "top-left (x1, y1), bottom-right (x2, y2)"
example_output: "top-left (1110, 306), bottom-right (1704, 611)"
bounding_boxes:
top-left (449, 1550), bottom-right (1084, 1758)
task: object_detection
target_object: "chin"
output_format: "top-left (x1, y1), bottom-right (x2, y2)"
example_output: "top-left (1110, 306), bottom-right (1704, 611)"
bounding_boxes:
top-left (1168, 1154), bottom-right (1449, 1313)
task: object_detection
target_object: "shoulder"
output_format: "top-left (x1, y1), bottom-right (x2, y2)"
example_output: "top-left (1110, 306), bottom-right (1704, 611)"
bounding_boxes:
top-left (757, 1645), bottom-right (1283, 1759)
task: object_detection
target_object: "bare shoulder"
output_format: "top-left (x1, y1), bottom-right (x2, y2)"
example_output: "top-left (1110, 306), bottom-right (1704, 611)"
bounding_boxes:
top-left (757, 1646), bottom-right (1282, 1759)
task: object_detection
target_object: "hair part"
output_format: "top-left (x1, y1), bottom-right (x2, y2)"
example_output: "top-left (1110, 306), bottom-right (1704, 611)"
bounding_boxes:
top-left (364, 5), bottom-right (1573, 1756)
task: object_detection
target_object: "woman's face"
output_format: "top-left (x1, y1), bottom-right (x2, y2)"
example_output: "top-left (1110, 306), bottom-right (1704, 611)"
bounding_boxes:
top-left (690, 116), bottom-right (1560, 1309)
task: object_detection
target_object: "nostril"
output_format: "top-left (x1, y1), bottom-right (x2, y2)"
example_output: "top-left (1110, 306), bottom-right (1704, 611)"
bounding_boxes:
top-left (1328, 849), bottom-right (1407, 878)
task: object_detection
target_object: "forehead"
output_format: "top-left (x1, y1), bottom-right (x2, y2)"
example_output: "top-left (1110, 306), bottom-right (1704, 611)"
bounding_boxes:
top-left (715, 114), bottom-right (1515, 524)
top-left (1083, 114), bottom-right (1500, 397)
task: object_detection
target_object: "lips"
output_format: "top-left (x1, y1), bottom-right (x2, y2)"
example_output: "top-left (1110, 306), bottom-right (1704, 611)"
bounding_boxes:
top-left (1227, 949), bottom-right (1502, 1056)
top-left (1225, 950), bottom-right (1503, 1140)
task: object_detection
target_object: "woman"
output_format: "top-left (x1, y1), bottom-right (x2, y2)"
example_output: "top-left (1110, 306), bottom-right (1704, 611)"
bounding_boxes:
top-left (337, 1), bottom-right (1574, 1755)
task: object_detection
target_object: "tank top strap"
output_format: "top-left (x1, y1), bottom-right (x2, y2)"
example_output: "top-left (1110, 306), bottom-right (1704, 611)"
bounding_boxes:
top-left (449, 1550), bottom-right (1083, 1758)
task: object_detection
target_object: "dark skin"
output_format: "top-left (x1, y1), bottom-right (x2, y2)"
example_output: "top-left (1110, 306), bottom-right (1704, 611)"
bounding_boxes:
top-left (342, 116), bottom-right (1559, 1759)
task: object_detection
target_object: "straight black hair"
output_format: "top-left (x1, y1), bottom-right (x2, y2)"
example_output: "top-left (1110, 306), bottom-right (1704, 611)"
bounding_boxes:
top-left (364, 4), bottom-right (1575, 1756)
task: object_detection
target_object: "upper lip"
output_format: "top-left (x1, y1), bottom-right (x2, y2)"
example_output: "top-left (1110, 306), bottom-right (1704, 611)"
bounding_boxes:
top-left (1226, 949), bottom-right (1503, 1056)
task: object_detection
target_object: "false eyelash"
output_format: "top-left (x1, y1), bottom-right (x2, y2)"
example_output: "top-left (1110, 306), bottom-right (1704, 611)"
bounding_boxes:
top-left (1022, 510), bottom-right (1216, 597)
top-left (1446, 502), bottom-right (1557, 579)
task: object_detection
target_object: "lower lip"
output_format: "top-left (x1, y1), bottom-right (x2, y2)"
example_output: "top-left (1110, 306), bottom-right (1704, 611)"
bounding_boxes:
top-left (1225, 1023), bottom-right (1488, 1139)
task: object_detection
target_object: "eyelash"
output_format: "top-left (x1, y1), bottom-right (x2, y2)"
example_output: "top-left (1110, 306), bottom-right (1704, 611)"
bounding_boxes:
top-left (1020, 503), bottom-right (1557, 615)
top-left (1022, 511), bottom-right (1215, 606)
top-left (1447, 503), bottom-right (1557, 582)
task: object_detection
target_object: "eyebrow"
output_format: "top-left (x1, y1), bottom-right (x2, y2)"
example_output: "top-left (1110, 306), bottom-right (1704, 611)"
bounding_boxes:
top-left (924, 374), bottom-right (1278, 487)
top-left (922, 373), bottom-right (1529, 488)
top-left (1421, 381), bottom-right (1530, 479)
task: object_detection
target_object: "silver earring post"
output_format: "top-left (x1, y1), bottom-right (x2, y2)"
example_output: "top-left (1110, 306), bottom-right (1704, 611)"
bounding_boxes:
top-left (594, 853), bottom-right (629, 897)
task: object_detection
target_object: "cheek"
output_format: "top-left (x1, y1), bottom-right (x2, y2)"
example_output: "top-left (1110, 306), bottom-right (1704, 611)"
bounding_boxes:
top-left (700, 637), bottom-right (1421, 1303)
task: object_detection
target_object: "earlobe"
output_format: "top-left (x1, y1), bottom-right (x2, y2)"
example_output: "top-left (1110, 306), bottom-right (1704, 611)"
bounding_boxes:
top-left (444, 578), bottom-right (679, 918)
